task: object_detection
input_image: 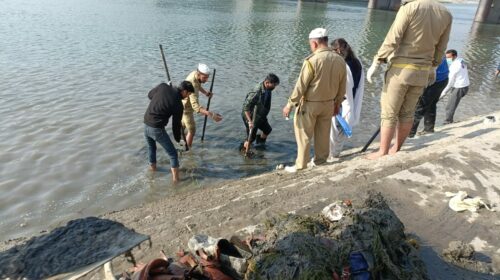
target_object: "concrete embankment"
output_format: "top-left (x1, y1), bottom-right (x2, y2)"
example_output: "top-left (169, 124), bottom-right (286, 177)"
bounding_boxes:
top-left (96, 111), bottom-right (500, 278)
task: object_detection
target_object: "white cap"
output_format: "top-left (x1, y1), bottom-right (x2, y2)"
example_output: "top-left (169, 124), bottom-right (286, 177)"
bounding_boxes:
top-left (308, 28), bottom-right (327, 39)
top-left (197, 63), bottom-right (210, 75)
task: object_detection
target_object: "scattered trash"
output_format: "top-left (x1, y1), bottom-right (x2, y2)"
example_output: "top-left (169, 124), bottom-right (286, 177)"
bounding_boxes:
top-left (483, 115), bottom-right (496, 125)
top-left (349, 251), bottom-right (372, 279)
top-left (442, 241), bottom-right (494, 274)
top-left (186, 234), bottom-right (250, 279)
top-left (322, 202), bottom-right (345, 221)
top-left (187, 234), bottom-right (219, 257)
top-left (321, 200), bottom-right (353, 222)
top-left (445, 191), bottom-right (493, 212)
top-left (116, 192), bottom-right (429, 279)
top-left (123, 192), bottom-right (428, 279)
top-left (343, 199), bottom-right (352, 207)
top-left (407, 238), bottom-right (420, 250)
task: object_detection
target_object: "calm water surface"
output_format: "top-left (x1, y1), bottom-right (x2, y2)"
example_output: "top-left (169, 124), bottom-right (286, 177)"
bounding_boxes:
top-left (1, 0), bottom-right (499, 240)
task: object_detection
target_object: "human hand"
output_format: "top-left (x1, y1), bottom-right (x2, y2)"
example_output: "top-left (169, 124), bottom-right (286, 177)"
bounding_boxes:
top-left (427, 67), bottom-right (437, 86)
top-left (248, 120), bottom-right (254, 130)
top-left (206, 91), bottom-right (213, 98)
top-left (210, 112), bottom-right (223, 122)
top-left (282, 106), bottom-right (291, 118)
top-left (439, 89), bottom-right (449, 99)
top-left (333, 104), bottom-right (341, 116)
top-left (366, 59), bottom-right (381, 84)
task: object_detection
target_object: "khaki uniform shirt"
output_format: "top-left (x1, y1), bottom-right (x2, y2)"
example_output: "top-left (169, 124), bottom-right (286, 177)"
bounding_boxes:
top-left (183, 71), bottom-right (202, 114)
top-left (287, 47), bottom-right (347, 108)
top-left (376, 0), bottom-right (452, 67)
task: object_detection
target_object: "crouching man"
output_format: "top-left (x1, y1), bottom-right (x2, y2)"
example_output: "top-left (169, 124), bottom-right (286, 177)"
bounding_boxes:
top-left (241, 73), bottom-right (280, 151)
top-left (143, 81), bottom-right (194, 183)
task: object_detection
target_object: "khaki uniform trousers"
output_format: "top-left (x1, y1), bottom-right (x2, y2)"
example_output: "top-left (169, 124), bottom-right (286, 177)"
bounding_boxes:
top-left (293, 101), bottom-right (333, 169)
top-left (182, 113), bottom-right (196, 134)
top-left (380, 66), bottom-right (429, 128)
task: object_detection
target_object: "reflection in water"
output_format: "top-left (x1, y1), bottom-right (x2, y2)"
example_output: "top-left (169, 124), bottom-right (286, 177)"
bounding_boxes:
top-left (462, 22), bottom-right (500, 97)
top-left (0, 0), bottom-right (498, 241)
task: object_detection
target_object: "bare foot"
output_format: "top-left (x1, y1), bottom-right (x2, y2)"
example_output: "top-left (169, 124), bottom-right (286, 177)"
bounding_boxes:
top-left (171, 167), bottom-right (180, 183)
top-left (365, 151), bottom-right (387, 160)
top-left (387, 144), bottom-right (395, 155)
top-left (149, 163), bottom-right (157, 172)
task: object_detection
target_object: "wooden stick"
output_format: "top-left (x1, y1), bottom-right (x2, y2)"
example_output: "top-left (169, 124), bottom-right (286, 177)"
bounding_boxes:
top-left (159, 44), bottom-right (171, 82)
top-left (201, 68), bottom-right (216, 142)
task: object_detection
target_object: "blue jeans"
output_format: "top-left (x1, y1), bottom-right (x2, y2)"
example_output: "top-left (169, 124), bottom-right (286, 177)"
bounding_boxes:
top-left (144, 124), bottom-right (179, 168)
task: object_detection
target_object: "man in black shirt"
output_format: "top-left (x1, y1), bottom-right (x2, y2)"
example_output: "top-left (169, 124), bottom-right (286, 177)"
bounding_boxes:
top-left (144, 81), bottom-right (194, 183)
top-left (241, 73), bottom-right (280, 151)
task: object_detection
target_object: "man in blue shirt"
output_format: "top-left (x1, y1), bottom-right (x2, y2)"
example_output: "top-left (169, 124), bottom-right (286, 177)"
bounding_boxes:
top-left (409, 58), bottom-right (449, 137)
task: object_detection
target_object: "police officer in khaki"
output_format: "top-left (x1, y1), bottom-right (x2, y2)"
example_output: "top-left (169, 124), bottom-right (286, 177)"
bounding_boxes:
top-left (282, 28), bottom-right (347, 172)
top-left (183, 63), bottom-right (222, 148)
top-left (366, 0), bottom-right (452, 160)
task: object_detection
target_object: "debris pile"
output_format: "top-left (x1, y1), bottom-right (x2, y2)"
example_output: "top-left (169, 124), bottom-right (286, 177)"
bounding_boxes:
top-left (442, 241), bottom-right (493, 274)
top-left (244, 191), bottom-right (428, 279)
top-left (146, 191), bottom-right (429, 279)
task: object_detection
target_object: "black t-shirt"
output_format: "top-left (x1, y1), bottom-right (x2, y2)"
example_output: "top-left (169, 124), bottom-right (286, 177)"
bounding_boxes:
top-left (143, 83), bottom-right (183, 142)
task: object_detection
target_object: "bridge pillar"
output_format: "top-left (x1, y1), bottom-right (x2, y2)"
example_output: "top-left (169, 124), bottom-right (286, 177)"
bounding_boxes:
top-left (474, 0), bottom-right (500, 24)
top-left (367, 0), bottom-right (401, 11)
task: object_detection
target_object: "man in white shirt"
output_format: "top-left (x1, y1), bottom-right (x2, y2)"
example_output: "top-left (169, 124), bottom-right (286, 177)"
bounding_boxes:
top-left (441, 49), bottom-right (470, 124)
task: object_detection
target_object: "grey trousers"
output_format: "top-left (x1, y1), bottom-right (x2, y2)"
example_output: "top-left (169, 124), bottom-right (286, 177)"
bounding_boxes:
top-left (445, 86), bottom-right (469, 123)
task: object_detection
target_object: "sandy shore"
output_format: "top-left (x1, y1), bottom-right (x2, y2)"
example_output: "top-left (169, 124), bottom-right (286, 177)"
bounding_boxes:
top-left (2, 111), bottom-right (499, 279)
top-left (87, 111), bottom-right (499, 278)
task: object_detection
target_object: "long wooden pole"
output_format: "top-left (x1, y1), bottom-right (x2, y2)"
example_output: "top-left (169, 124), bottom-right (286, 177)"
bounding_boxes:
top-left (159, 44), bottom-right (171, 82)
top-left (201, 69), bottom-right (216, 142)
top-left (159, 44), bottom-right (189, 151)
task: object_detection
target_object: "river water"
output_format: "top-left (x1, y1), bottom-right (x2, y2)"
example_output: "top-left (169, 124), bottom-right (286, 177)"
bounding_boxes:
top-left (1, 0), bottom-right (499, 241)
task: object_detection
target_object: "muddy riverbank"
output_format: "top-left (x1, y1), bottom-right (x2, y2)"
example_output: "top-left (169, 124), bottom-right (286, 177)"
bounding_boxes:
top-left (2, 112), bottom-right (500, 279)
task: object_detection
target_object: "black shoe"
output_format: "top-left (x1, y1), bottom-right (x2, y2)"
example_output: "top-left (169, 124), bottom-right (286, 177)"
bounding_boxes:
top-left (408, 129), bottom-right (416, 138)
